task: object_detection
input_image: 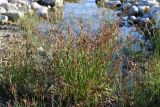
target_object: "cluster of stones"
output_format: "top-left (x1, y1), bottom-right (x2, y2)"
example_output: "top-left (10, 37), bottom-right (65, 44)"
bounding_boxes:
top-left (104, 0), bottom-right (159, 53)
top-left (0, 0), bottom-right (63, 23)
top-left (105, 0), bottom-right (160, 28)
top-left (103, 0), bottom-right (160, 76)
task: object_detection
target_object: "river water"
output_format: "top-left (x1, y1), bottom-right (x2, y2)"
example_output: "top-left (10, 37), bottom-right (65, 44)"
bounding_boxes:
top-left (39, 0), bottom-right (148, 54)
top-left (39, 0), bottom-right (119, 36)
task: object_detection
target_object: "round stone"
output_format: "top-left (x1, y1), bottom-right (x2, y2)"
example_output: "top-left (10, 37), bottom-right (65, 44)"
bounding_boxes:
top-left (129, 6), bottom-right (139, 15)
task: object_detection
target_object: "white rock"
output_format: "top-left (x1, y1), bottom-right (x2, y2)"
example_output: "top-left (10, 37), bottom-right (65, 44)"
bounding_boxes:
top-left (0, 6), bottom-right (6, 13)
top-left (0, 2), bottom-right (18, 12)
top-left (16, 3), bottom-right (32, 13)
top-left (38, 47), bottom-right (44, 52)
top-left (0, 15), bottom-right (8, 23)
top-left (130, 16), bottom-right (137, 21)
top-left (37, 6), bottom-right (48, 17)
top-left (31, 2), bottom-right (41, 10)
top-left (37, 47), bottom-right (46, 56)
top-left (31, 2), bottom-right (49, 17)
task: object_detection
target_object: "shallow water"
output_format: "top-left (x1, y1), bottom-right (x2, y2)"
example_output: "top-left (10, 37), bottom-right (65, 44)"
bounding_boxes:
top-left (39, 0), bottom-right (119, 36)
top-left (62, 0), bottom-right (118, 35)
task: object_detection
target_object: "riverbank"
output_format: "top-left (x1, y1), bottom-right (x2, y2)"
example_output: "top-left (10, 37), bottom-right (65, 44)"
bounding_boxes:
top-left (0, 0), bottom-right (160, 106)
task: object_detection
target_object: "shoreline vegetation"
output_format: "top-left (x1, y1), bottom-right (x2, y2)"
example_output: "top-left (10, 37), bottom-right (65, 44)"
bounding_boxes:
top-left (0, 0), bottom-right (160, 106)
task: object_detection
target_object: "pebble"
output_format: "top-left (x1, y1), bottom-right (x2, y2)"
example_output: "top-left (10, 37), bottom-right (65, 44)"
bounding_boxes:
top-left (37, 47), bottom-right (46, 56)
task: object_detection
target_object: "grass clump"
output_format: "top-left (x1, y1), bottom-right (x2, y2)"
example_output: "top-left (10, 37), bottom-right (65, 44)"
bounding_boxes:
top-left (0, 13), bottom-right (120, 106)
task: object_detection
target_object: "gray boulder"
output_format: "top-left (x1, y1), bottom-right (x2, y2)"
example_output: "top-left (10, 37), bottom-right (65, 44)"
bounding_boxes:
top-left (31, 2), bottom-right (48, 17)
top-left (0, 2), bottom-right (18, 12)
top-left (37, 6), bottom-right (48, 17)
top-left (0, 2), bottom-right (28, 20)
top-left (31, 2), bottom-right (41, 10)
top-left (123, 3), bottom-right (132, 12)
top-left (129, 6), bottom-right (139, 15)
top-left (130, 16), bottom-right (137, 22)
top-left (138, 6), bottom-right (150, 14)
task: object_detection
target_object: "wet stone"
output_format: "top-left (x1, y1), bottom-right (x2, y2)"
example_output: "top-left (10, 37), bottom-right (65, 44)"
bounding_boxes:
top-left (129, 6), bottom-right (139, 16)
